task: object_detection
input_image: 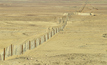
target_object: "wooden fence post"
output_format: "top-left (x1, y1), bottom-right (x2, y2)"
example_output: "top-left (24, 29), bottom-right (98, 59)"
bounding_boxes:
top-left (51, 32), bottom-right (52, 37)
top-left (47, 33), bottom-right (49, 39)
top-left (0, 54), bottom-right (1, 60)
top-left (35, 40), bottom-right (36, 47)
top-left (56, 28), bottom-right (57, 33)
top-left (53, 29), bottom-right (55, 35)
top-left (29, 41), bottom-right (31, 50)
top-left (22, 44), bottom-right (23, 54)
top-left (11, 44), bottom-right (13, 56)
top-left (44, 35), bottom-right (46, 42)
top-left (3, 48), bottom-right (5, 60)
top-left (39, 38), bottom-right (41, 45)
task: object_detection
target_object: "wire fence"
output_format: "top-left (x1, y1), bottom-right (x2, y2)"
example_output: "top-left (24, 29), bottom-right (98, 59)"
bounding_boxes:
top-left (0, 13), bottom-right (69, 61)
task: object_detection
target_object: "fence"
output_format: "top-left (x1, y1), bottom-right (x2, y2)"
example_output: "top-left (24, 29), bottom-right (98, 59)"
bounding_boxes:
top-left (0, 13), bottom-right (69, 61)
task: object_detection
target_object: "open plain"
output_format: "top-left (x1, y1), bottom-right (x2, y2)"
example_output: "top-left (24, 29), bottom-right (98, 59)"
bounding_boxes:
top-left (0, 0), bottom-right (107, 65)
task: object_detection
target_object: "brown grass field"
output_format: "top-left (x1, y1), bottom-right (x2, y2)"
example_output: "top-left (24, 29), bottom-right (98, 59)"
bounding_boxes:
top-left (0, 0), bottom-right (107, 65)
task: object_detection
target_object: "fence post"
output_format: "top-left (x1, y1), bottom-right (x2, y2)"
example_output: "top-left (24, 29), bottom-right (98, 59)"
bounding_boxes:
top-left (56, 28), bottom-right (57, 33)
top-left (11, 44), bottom-right (13, 56)
top-left (0, 54), bottom-right (1, 60)
top-left (39, 38), bottom-right (41, 45)
top-left (44, 35), bottom-right (46, 42)
top-left (22, 44), bottom-right (23, 54)
top-left (35, 40), bottom-right (36, 47)
top-left (47, 33), bottom-right (49, 39)
top-left (51, 31), bottom-right (52, 37)
top-left (29, 41), bottom-right (31, 50)
top-left (53, 29), bottom-right (54, 35)
top-left (53, 29), bottom-right (55, 35)
top-left (3, 48), bottom-right (5, 60)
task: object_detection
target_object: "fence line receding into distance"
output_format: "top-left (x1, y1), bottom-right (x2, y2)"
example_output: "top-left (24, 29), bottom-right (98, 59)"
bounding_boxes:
top-left (0, 13), bottom-right (69, 61)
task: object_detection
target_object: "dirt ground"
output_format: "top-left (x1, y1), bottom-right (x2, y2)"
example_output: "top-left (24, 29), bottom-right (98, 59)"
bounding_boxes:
top-left (0, 0), bottom-right (107, 65)
top-left (0, 21), bottom-right (58, 51)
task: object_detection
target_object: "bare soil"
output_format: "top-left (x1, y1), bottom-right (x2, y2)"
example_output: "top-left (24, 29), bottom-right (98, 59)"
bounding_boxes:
top-left (0, 0), bottom-right (107, 65)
